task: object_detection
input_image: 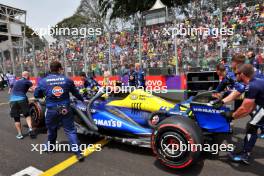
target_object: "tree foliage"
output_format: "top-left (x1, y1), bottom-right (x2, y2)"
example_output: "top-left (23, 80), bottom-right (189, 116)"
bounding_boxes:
top-left (98, 0), bottom-right (191, 20)
top-left (56, 14), bottom-right (90, 29)
top-left (24, 25), bottom-right (39, 38)
top-left (23, 25), bottom-right (45, 50)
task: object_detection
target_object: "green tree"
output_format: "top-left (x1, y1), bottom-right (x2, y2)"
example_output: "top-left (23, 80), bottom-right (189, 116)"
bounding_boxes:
top-left (99, 0), bottom-right (190, 20)
top-left (56, 14), bottom-right (89, 29)
top-left (24, 25), bottom-right (39, 38)
top-left (23, 25), bottom-right (45, 50)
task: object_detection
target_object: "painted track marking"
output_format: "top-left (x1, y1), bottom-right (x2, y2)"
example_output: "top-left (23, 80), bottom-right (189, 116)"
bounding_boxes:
top-left (39, 139), bottom-right (109, 176)
top-left (11, 166), bottom-right (43, 176)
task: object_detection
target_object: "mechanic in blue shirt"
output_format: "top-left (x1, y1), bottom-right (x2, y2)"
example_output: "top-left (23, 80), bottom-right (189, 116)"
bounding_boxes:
top-left (135, 63), bottom-right (146, 89)
top-left (213, 54), bottom-right (246, 100)
top-left (214, 55), bottom-right (264, 139)
top-left (34, 61), bottom-right (85, 161)
top-left (215, 64), bottom-right (236, 93)
top-left (85, 72), bottom-right (100, 89)
top-left (9, 71), bottom-right (35, 139)
top-left (223, 64), bottom-right (264, 164)
top-left (79, 72), bottom-right (100, 97)
top-left (246, 48), bottom-right (264, 79)
top-left (127, 64), bottom-right (138, 87)
top-left (123, 63), bottom-right (145, 88)
top-left (246, 49), bottom-right (264, 137)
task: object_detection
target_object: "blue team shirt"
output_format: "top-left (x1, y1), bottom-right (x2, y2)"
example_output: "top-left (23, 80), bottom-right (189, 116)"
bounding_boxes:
top-left (127, 69), bottom-right (145, 87)
top-left (250, 58), bottom-right (264, 79)
top-left (128, 70), bottom-right (137, 87)
top-left (34, 74), bottom-right (83, 108)
top-left (245, 77), bottom-right (264, 107)
top-left (136, 69), bottom-right (145, 87)
top-left (10, 78), bottom-right (32, 102)
top-left (84, 77), bottom-right (100, 89)
top-left (215, 71), bottom-right (245, 93)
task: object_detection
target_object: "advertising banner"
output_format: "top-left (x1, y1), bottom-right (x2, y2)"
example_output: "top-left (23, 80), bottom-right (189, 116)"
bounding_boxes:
top-left (28, 75), bottom-right (187, 90)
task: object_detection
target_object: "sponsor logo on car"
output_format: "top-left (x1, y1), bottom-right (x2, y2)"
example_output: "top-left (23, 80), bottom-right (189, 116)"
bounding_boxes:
top-left (193, 108), bottom-right (225, 114)
top-left (130, 94), bottom-right (138, 100)
top-left (94, 119), bottom-right (122, 128)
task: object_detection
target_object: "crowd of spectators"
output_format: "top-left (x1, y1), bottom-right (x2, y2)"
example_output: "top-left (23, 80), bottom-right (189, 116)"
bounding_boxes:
top-left (7, 1), bottom-right (263, 76)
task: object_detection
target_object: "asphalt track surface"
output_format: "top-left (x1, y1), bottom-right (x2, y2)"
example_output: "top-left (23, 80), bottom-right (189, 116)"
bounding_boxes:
top-left (0, 89), bottom-right (264, 176)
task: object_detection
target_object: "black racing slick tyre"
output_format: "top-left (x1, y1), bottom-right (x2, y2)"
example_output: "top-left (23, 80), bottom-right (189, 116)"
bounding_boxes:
top-left (29, 102), bottom-right (45, 128)
top-left (151, 116), bottom-right (203, 169)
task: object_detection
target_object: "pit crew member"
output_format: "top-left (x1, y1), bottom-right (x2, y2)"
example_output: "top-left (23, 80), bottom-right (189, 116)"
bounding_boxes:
top-left (223, 64), bottom-right (264, 164)
top-left (9, 71), bottom-right (35, 139)
top-left (34, 61), bottom-right (85, 161)
top-left (135, 63), bottom-right (146, 88)
top-left (128, 64), bottom-right (137, 87)
top-left (213, 54), bottom-right (246, 102)
top-left (79, 72), bottom-right (100, 97)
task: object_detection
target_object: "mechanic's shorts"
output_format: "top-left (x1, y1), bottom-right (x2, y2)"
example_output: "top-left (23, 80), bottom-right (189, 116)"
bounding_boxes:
top-left (10, 100), bottom-right (30, 119)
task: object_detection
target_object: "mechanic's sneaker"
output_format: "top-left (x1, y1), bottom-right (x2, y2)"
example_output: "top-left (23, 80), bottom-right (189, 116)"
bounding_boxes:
top-left (16, 133), bottom-right (24, 139)
top-left (77, 154), bottom-right (85, 162)
top-left (258, 133), bottom-right (264, 139)
top-left (28, 129), bottom-right (36, 139)
top-left (229, 152), bottom-right (250, 165)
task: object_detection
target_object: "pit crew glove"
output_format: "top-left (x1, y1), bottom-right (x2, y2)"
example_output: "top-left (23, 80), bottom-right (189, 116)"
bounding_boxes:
top-left (211, 99), bottom-right (224, 109)
top-left (220, 111), bottom-right (234, 122)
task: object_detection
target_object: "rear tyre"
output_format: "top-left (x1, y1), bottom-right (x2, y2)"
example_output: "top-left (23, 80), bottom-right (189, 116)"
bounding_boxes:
top-left (29, 102), bottom-right (45, 128)
top-left (152, 116), bottom-right (203, 169)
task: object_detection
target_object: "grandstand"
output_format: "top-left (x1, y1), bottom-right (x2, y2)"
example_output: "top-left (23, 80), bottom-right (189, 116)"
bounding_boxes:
top-left (0, 3), bottom-right (26, 75)
top-left (39, 0), bottom-right (262, 77)
top-left (0, 1), bottom-right (263, 77)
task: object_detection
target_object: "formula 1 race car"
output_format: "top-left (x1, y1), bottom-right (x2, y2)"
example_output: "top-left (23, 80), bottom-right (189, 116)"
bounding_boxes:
top-left (29, 89), bottom-right (232, 169)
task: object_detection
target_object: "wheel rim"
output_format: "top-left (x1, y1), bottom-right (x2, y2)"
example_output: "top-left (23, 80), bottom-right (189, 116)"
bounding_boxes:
top-left (159, 132), bottom-right (188, 160)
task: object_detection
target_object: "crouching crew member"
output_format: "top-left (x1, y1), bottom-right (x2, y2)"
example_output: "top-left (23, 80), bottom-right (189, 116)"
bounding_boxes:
top-left (222, 64), bottom-right (264, 164)
top-left (34, 61), bottom-right (85, 161)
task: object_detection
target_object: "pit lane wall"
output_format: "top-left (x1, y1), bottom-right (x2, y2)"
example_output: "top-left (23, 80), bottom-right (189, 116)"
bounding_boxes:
top-left (29, 75), bottom-right (187, 102)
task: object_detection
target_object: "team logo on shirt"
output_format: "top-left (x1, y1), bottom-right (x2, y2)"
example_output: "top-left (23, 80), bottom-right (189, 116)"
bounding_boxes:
top-left (52, 86), bottom-right (64, 97)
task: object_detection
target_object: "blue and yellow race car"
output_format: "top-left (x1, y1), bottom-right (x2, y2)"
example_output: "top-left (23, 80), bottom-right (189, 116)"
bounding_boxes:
top-left (29, 89), bottom-right (232, 169)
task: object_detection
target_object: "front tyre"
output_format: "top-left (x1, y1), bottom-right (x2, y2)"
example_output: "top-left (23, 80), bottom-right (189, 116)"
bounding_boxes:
top-left (151, 116), bottom-right (203, 169)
